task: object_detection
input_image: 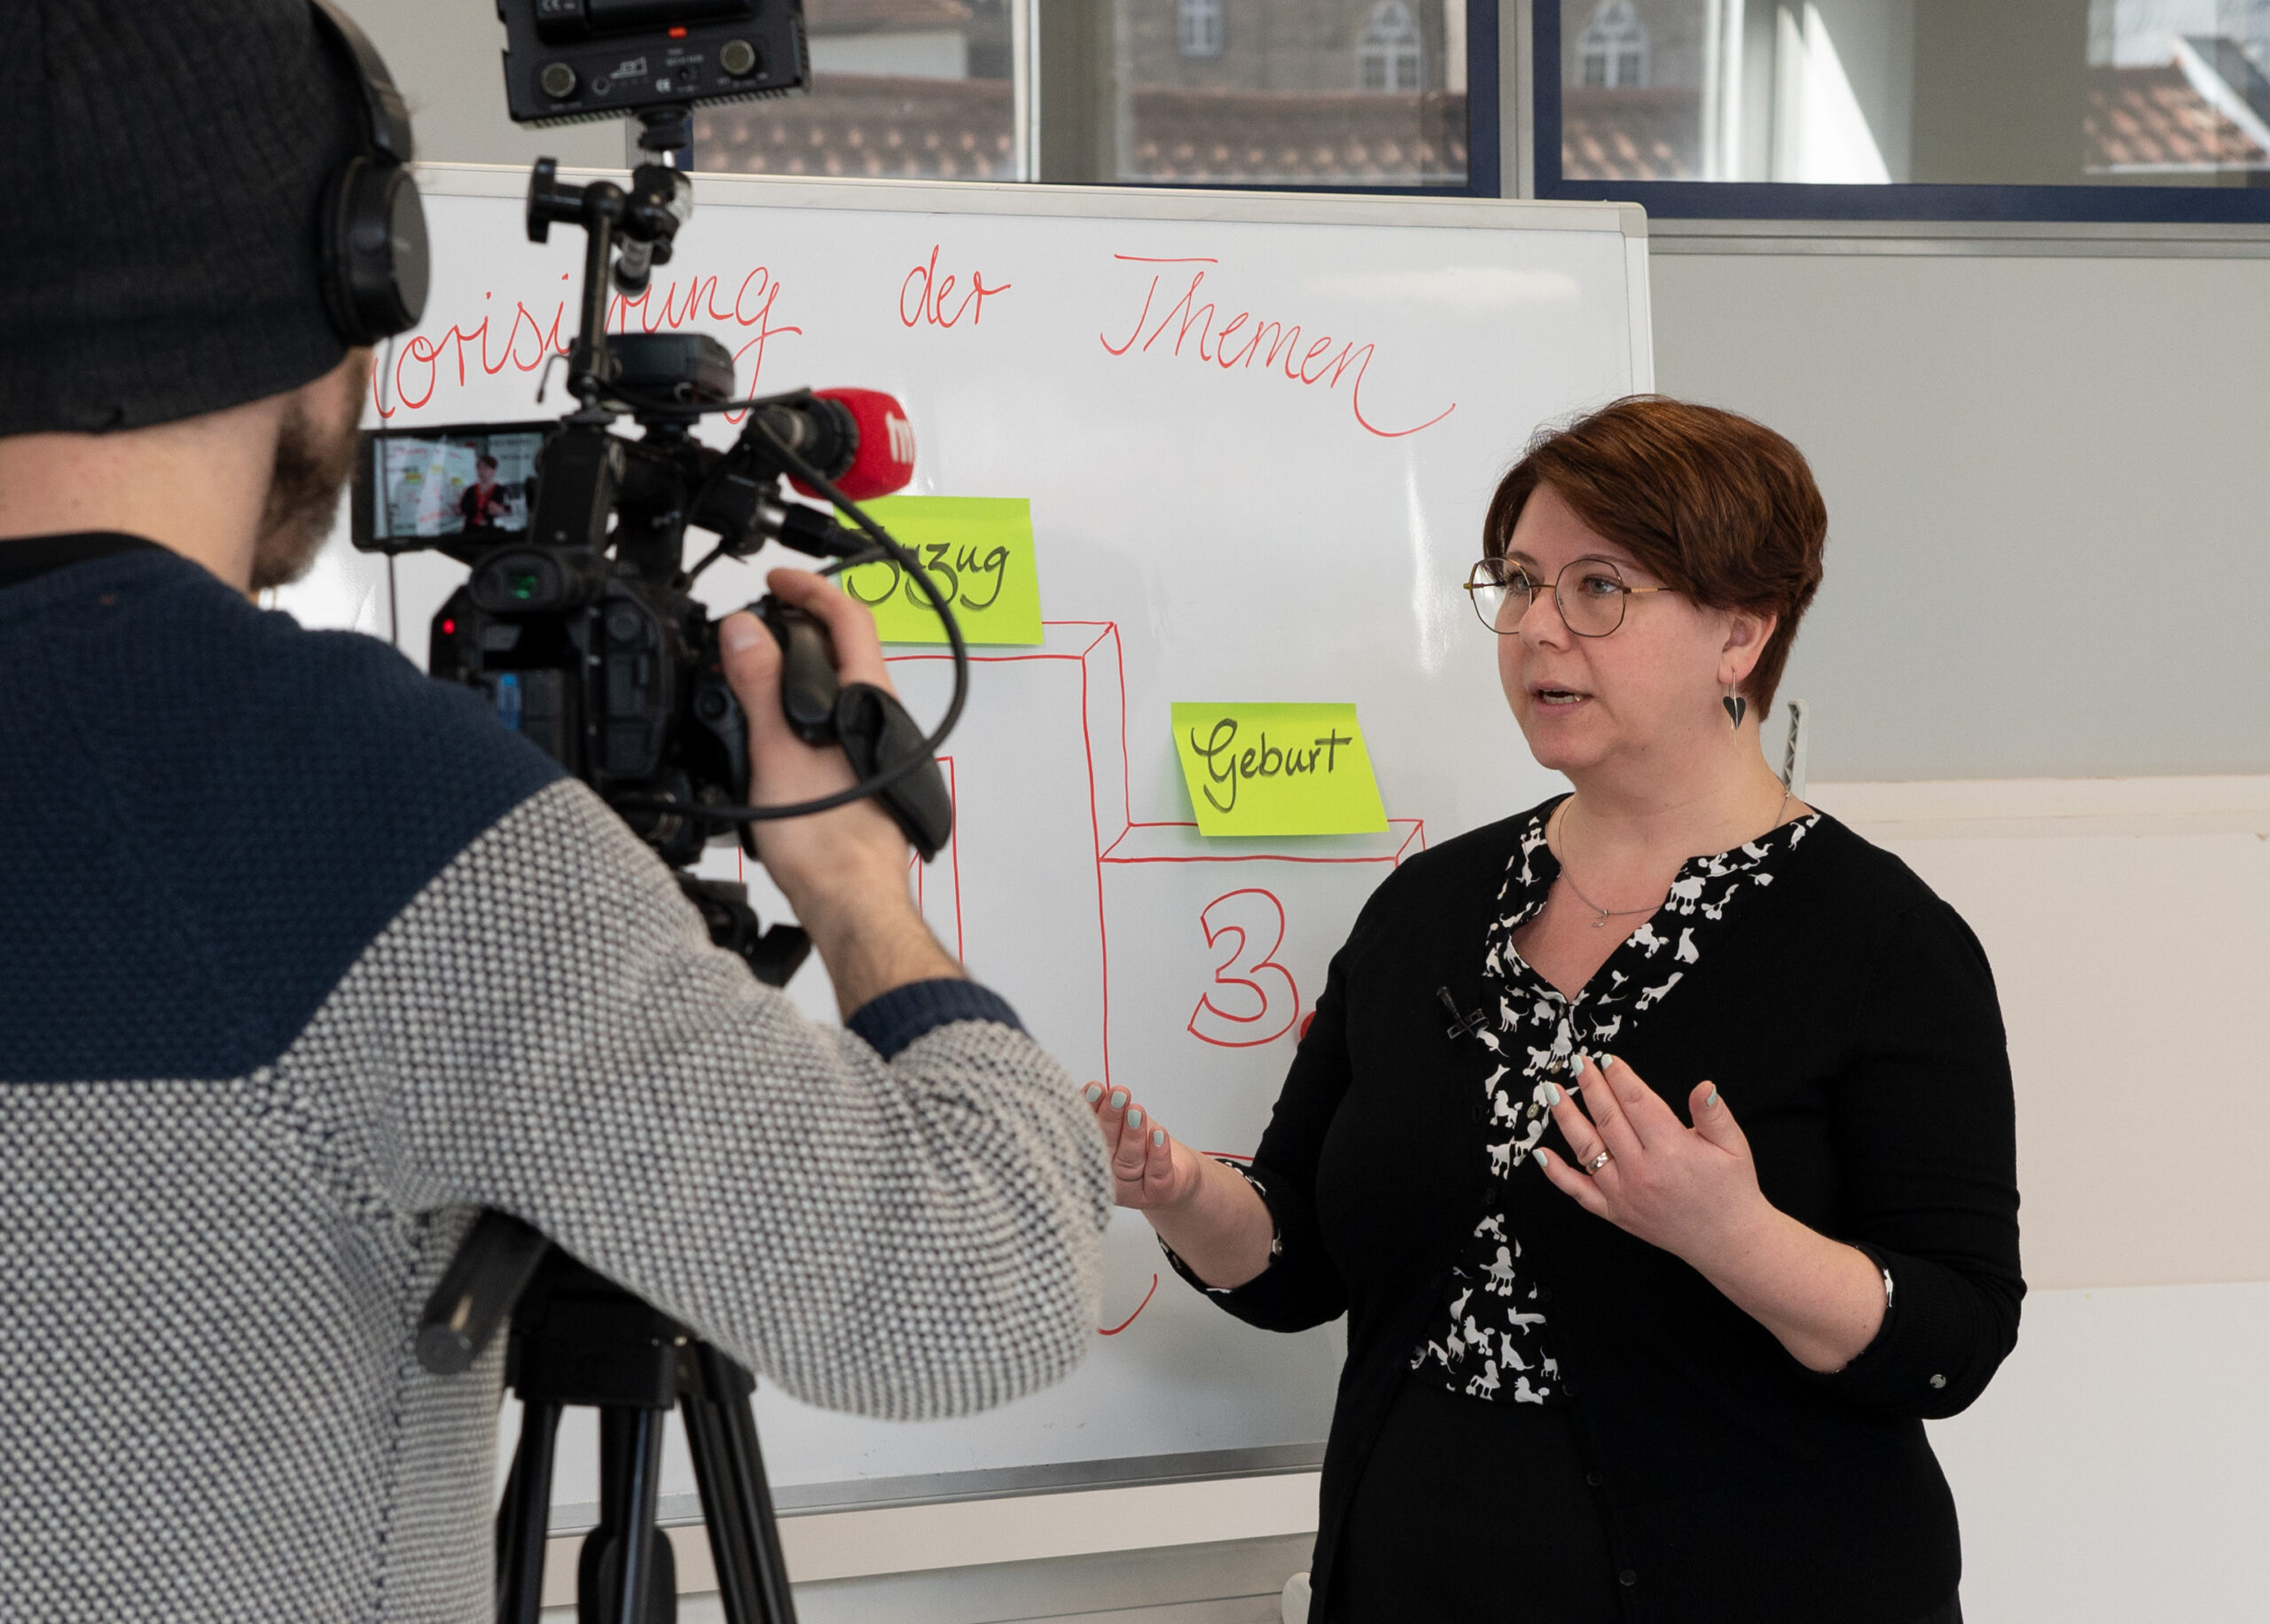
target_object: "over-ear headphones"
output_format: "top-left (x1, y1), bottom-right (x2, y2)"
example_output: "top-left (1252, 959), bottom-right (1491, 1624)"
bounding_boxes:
top-left (309, 0), bottom-right (429, 346)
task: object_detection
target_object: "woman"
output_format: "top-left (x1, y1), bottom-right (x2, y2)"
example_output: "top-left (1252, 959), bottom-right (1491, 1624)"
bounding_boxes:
top-left (1092, 398), bottom-right (2022, 1622)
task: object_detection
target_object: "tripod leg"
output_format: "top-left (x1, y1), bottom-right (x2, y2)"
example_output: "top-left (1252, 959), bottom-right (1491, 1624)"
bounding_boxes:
top-left (680, 1361), bottom-right (762, 1623)
top-left (497, 1400), bottom-right (563, 1624)
top-left (693, 1345), bottom-right (800, 1624)
top-left (584, 1405), bottom-right (672, 1624)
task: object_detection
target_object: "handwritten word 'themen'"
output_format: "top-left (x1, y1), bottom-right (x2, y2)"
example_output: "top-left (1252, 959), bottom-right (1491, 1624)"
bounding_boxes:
top-left (1187, 719), bottom-right (1355, 814)
top-left (902, 245), bottom-right (1012, 330)
top-left (1099, 255), bottom-right (1455, 440)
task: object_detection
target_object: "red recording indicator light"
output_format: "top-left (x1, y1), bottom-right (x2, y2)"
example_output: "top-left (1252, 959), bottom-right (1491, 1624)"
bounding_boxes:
top-left (442, 618), bottom-right (457, 636)
top-left (669, 25), bottom-right (686, 36)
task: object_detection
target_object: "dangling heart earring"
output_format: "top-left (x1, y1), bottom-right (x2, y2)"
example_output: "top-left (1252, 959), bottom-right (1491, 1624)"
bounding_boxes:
top-left (1722, 684), bottom-right (1747, 731)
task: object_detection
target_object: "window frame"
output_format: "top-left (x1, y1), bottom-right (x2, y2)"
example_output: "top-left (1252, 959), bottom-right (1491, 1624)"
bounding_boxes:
top-left (1530, 1), bottom-right (2270, 222)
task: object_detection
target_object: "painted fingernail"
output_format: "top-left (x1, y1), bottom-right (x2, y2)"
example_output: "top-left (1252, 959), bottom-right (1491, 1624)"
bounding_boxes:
top-left (1151, 1128), bottom-right (1167, 1148)
top-left (1705, 1086), bottom-right (1720, 1108)
top-left (1127, 1106), bottom-right (1145, 1130)
top-left (1569, 1051), bottom-right (1587, 1075)
top-left (1108, 1089), bottom-right (1128, 1111)
top-left (1084, 1083), bottom-right (1104, 1104)
top-left (1540, 1081), bottom-right (1562, 1106)
top-left (1599, 1053), bottom-right (1617, 1070)
top-left (1534, 1147), bottom-right (1552, 1168)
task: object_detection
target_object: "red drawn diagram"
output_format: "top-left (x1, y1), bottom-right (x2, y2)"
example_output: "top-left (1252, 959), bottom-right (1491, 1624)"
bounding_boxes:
top-left (1187, 888), bottom-right (1301, 1049)
top-left (882, 622), bottom-right (1423, 1337)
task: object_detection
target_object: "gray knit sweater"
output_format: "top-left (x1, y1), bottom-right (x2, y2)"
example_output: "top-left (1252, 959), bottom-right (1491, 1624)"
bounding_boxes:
top-left (0, 542), bottom-right (1114, 1622)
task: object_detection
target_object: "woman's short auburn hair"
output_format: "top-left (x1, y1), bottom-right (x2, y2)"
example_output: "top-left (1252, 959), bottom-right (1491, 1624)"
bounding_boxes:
top-left (1483, 395), bottom-right (1827, 712)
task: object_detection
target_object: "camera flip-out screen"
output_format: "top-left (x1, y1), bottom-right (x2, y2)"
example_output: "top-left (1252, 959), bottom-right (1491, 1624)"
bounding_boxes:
top-left (352, 424), bottom-right (552, 552)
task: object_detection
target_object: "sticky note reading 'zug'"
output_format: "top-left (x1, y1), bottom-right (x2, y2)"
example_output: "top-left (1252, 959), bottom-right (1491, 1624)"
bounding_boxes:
top-left (1171, 703), bottom-right (1389, 838)
top-left (837, 496), bottom-right (1044, 645)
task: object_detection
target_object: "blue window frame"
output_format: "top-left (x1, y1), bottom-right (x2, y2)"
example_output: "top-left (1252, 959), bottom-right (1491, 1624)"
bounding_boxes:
top-left (1531, 3), bottom-right (2270, 222)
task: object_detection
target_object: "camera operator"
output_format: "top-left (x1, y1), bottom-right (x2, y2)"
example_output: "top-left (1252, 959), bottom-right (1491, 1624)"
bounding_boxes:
top-left (0, 4), bottom-right (1109, 1619)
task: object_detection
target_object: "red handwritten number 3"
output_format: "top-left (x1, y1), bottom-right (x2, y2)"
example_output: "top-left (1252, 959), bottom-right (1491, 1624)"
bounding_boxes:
top-left (1187, 889), bottom-right (1300, 1048)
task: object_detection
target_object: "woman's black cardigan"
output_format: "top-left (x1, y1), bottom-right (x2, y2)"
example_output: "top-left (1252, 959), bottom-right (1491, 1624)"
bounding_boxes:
top-left (1192, 803), bottom-right (2024, 1623)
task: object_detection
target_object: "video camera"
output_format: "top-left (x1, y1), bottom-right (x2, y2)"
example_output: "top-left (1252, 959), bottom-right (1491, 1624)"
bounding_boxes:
top-left (351, 0), bottom-right (961, 987)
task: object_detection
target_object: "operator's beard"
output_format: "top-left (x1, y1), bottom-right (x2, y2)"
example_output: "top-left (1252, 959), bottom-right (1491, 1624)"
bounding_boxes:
top-left (249, 351), bottom-right (372, 593)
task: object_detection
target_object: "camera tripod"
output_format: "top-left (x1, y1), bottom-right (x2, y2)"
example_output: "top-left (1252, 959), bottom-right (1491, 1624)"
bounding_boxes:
top-left (419, 875), bottom-right (811, 1624)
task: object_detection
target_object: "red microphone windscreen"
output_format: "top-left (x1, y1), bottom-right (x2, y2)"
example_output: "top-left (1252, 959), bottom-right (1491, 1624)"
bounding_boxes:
top-left (796, 387), bottom-right (915, 501)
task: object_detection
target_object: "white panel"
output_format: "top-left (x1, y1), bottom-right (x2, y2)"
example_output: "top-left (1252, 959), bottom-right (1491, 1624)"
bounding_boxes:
top-left (321, 168), bottom-right (1648, 1499)
top-left (1930, 1282), bottom-right (2270, 1623)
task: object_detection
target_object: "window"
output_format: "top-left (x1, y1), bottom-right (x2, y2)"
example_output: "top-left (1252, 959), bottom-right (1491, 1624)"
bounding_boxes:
top-left (1114, 0), bottom-right (1476, 189)
top-left (1578, 0), bottom-right (1649, 90)
top-left (1179, 0), bottom-right (1225, 59)
top-left (693, 0), bottom-right (1485, 193)
top-left (1539, 0), bottom-right (2270, 218)
top-left (1359, 1), bottom-right (1427, 93)
top-left (693, 0), bottom-right (1014, 181)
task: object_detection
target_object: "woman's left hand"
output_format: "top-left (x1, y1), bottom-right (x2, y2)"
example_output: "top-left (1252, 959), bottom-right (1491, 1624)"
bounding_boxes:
top-left (1535, 1052), bottom-right (1769, 1273)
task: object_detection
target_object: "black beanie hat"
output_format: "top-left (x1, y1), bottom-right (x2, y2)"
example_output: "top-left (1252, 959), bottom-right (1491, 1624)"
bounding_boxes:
top-left (0, 0), bottom-right (371, 436)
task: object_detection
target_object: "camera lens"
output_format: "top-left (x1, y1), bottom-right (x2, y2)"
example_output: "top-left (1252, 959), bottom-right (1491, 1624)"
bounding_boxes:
top-left (509, 570), bottom-right (544, 602)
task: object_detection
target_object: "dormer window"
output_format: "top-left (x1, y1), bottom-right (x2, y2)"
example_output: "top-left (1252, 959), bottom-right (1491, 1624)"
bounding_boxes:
top-left (1579, 0), bottom-right (1649, 89)
top-left (1179, 0), bottom-right (1224, 59)
top-left (1359, 1), bottom-right (1424, 91)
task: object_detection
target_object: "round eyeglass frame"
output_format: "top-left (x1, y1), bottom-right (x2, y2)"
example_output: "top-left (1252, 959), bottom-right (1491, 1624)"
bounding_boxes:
top-left (1462, 555), bottom-right (1677, 638)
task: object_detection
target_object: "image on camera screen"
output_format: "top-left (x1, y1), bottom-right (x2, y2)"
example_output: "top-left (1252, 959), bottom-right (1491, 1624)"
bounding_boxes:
top-left (371, 429), bottom-right (544, 541)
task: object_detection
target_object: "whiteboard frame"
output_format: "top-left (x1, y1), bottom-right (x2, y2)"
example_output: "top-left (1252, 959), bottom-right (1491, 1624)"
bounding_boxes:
top-left (414, 160), bottom-right (1650, 237)
top-left (410, 162), bottom-right (1656, 1505)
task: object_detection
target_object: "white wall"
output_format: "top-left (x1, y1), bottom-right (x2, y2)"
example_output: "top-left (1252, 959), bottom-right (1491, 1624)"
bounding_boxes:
top-left (1652, 246), bottom-right (2270, 783)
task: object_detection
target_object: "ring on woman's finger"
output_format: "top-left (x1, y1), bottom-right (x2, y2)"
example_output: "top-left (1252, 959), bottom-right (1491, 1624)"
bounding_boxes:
top-left (1586, 1150), bottom-right (1613, 1173)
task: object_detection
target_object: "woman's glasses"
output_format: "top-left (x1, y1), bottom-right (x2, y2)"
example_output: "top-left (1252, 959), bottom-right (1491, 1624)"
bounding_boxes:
top-left (1462, 556), bottom-right (1676, 638)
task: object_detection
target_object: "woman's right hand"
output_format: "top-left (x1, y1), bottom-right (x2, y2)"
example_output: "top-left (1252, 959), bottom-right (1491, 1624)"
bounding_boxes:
top-left (1084, 1083), bottom-right (1206, 1211)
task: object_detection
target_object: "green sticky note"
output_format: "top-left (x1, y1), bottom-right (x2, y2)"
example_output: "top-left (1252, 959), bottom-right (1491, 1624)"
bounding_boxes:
top-left (837, 496), bottom-right (1043, 644)
top-left (1170, 703), bottom-right (1389, 837)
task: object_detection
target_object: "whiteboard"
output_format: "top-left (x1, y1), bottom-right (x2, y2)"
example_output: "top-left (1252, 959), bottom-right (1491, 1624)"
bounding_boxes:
top-left (286, 164), bottom-right (1651, 1509)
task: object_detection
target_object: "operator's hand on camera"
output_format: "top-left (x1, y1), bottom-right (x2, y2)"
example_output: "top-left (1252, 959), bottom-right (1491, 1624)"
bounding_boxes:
top-left (718, 569), bottom-right (960, 1012)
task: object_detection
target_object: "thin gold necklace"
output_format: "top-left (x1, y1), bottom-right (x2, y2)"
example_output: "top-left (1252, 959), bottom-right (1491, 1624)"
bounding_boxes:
top-left (1554, 788), bottom-right (1794, 930)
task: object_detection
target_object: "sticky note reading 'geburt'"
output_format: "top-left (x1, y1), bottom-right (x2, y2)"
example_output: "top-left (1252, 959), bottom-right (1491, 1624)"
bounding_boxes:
top-left (1171, 703), bottom-right (1389, 838)
top-left (837, 496), bottom-right (1044, 645)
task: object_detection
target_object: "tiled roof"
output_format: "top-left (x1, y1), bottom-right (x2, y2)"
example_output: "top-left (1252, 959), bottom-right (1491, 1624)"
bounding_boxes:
top-left (1559, 87), bottom-right (1701, 183)
top-left (693, 75), bottom-right (1468, 185)
top-left (2085, 63), bottom-right (2270, 169)
top-left (810, 0), bottom-right (973, 34)
top-left (1122, 86), bottom-right (1468, 184)
top-left (694, 74), bottom-right (1016, 180)
top-left (693, 62), bottom-right (2270, 190)
top-left (1555, 68), bottom-right (2269, 184)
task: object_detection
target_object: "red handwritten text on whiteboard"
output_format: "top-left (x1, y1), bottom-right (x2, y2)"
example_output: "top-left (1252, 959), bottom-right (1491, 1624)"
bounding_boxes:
top-left (1099, 254), bottom-right (1456, 440)
top-left (372, 266), bottom-right (802, 421)
top-left (1187, 888), bottom-right (1303, 1049)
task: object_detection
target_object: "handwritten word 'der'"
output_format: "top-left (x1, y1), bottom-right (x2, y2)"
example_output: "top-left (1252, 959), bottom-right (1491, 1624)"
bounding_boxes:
top-left (901, 245), bottom-right (1011, 330)
top-left (372, 266), bottom-right (800, 420)
top-left (1187, 719), bottom-right (1355, 815)
top-left (1099, 256), bottom-right (1454, 441)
